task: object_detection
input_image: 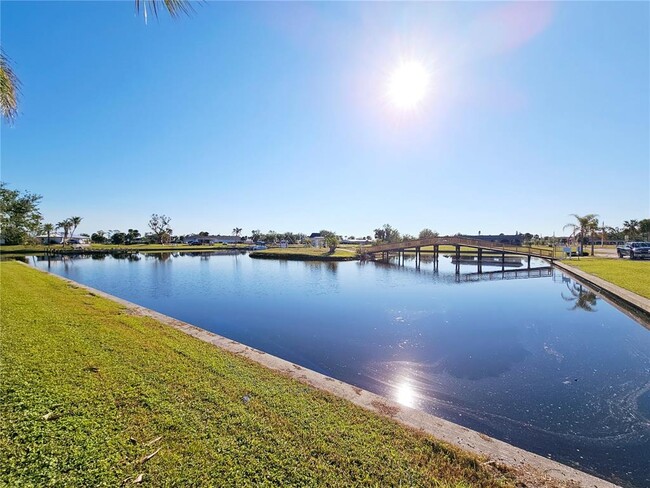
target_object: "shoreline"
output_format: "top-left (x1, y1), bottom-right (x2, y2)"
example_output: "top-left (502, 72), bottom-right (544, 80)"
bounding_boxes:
top-left (553, 260), bottom-right (650, 319)
top-left (22, 261), bottom-right (619, 488)
top-left (249, 250), bottom-right (357, 261)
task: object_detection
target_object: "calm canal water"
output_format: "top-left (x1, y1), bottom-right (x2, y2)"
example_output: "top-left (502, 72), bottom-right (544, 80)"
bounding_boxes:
top-left (29, 252), bottom-right (650, 487)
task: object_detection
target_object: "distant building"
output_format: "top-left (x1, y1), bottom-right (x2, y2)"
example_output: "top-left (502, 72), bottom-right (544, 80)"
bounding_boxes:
top-left (182, 234), bottom-right (241, 245)
top-left (36, 233), bottom-right (90, 245)
top-left (341, 238), bottom-right (370, 245)
top-left (463, 234), bottom-right (523, 246)
top-left (279, 240), bottom-right (289, 248)
top-left (309, 233), bottom-right (326, 248)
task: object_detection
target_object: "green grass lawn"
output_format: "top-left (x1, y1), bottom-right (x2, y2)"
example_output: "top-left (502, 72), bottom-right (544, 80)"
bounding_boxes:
top-left (0, 243), bottom-right (250, 255)
top-left (250, 247), bottom-right (357, 261)
top-left (560, 258), bottom-right (650, 299)
top-left (0, 262), bottom-right (513, 487)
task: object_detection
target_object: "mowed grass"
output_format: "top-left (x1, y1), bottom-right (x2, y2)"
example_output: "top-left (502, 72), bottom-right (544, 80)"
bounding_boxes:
top-left (250, 247), bottom-right (357, 261)
top-left (0, 243), bottom-right (249, 255)
top-left (0, 262), bottom-right (513, 487)
top-left (561, 258), bottom-right (650, 298)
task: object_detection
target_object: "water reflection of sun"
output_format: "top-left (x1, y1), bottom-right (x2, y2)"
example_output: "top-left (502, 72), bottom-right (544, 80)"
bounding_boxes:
top-left (395, 381), bottom-right (416, 408)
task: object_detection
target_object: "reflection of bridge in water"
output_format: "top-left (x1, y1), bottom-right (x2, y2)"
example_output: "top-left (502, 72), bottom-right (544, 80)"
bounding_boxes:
top-left (366, 236), bottom-right (555, 275)
top-left (372, 256), bottom-right (554, 284)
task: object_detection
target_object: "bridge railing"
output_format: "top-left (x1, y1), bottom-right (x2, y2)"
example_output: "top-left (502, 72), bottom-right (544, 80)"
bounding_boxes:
top-left (365, 236), bottom-right (555, 259)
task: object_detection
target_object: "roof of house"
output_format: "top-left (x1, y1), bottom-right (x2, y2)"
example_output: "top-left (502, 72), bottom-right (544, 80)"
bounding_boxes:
top-left (185, 234), bottom-right (240, 240)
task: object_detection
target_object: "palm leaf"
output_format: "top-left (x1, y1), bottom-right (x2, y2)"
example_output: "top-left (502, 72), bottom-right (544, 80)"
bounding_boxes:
top-left (134, 0), bottom-right (195, 19)
top-left (0, 50), bottom-right (19, 123)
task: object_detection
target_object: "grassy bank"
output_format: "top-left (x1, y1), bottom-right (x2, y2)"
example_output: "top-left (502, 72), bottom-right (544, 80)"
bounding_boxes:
top-left (250, 247), bottom-right (357, 261)
top-left (0, 262), bottom-right (513, 487)
top-left (0, 243), bottom-right (250, 256)
top-left (560, 258), bottom-right (650, 298)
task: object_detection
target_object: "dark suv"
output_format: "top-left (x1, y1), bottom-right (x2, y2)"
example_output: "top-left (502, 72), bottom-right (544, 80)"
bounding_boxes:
top-left (617, 242), bottom-right (650, 260)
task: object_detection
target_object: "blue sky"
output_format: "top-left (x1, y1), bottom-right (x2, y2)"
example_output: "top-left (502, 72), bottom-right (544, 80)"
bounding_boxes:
top-left (2, 1), bottom-right (648, 237)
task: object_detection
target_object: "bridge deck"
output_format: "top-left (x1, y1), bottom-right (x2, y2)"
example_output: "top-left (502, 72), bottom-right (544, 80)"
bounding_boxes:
top-left (365, 236), bottom-right (555, 260)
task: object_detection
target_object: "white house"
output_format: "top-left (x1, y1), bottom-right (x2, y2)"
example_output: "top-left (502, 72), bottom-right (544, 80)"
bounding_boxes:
top-left (309, 233), bottom-right (326, 248)
top-left (36, 233), bottom-right (90, 245)
top-left (182, 234), bottom-right (242, 245)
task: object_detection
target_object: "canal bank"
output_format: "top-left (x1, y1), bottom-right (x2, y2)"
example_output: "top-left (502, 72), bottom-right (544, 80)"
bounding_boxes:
top-left (553, 261), bottom-right (650, 318)
top-left (11, 261), bottom-right (620, 488)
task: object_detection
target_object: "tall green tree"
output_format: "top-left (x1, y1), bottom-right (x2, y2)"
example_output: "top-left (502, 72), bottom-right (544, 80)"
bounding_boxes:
top-left (563, 214), bottom-right (599, 255)
top-left (623, 220), bottom-right (640, 240)
top-left (639, 219), bottom-right (650, 241)
top-left (91, 230), bottom-right (108, 244)
top-left (418, 228), bottom-right (439, 239)
top-left (0, 183), bottom-right (42, 245)
top-left (374, 224), bottom-right (401, 243)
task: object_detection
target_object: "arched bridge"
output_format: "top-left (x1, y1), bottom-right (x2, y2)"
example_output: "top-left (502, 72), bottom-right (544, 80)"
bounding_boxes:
top-left (365, 236), bottom-right (556, 272)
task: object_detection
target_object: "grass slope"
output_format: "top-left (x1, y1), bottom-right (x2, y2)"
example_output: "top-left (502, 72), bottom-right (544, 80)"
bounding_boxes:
top-left (0, 243), bottom-right (249, 256)
top-left (249, 247), bottom-right (357, 261)
top-left (561, 258), bottom-right (650, 298)
top-left (0, 262), bottom-right (512, 487)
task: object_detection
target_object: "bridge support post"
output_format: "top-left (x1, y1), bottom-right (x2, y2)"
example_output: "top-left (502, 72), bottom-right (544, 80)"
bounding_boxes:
top-left (478, 248), bottom-right (483, 274)
top-left (527, 255), bottom-right (531, 269)
top-left (455, 245), bottom-right (460, 274)
top-left (416, 247), bottom-right (420, 269)
top-left (501, 252), bottom-right (505, 272)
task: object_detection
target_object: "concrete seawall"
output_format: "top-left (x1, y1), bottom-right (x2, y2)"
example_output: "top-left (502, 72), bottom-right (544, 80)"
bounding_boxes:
top-left (27, 263), bottom-right (620, 488)
top-left (554, 261), bottom-right (650, 324)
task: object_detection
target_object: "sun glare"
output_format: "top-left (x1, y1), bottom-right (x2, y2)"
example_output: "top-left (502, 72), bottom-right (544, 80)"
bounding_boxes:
top-left (387, 60), bottom-right (430, 110)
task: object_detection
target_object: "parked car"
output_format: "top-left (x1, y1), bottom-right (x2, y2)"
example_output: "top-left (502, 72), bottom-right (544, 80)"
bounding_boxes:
top-left (616, 242), bottom-right (650, 259)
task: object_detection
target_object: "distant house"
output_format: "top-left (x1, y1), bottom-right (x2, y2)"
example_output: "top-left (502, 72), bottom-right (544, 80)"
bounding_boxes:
top-left (182, 234), bottom-right (241, 245)
top-left (341, 238), bottom-right (370, 245)
top-left (463, 234), bottom-right (524, 246)
top-left (309, 233), bottom-right (326, 248)
top-left (279, 240), bottom-right (289, 248)
top-left (36, 233), bottom-right (90, 245)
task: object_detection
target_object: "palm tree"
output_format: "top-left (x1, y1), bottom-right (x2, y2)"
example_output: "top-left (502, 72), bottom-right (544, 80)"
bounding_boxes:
top-left (42, 223), bottom-right (54, 245)
top-left (69, 216), bottom-right (82, 241)
top-left (56, 219), bottom-right (73, 246)
top-left (233, 227), bottom-right (242, 237)
top-left (0, 50), bottom-right (19, 123)
top-left (623, 220), bottom-right (639, 240)
top-left (563, 214), bottom-right (599, 256)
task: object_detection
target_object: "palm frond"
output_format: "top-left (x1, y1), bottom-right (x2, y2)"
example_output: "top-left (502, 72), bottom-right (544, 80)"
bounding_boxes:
top-left (0, 50), bottom-right (20, 123)
top-left (135, 0), bottom-right (195, 19)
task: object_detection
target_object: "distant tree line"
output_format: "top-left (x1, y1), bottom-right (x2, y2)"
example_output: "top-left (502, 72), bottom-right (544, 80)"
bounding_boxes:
top-left (1, 183), bottom-right (648, 248)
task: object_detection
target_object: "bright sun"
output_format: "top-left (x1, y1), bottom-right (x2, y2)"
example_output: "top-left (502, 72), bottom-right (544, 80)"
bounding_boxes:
top-left (387, 60), bottom-right (430, 110)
